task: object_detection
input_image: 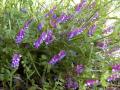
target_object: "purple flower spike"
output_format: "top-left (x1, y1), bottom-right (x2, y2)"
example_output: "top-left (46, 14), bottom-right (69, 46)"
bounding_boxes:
top-left (68, 28), bottom-right (79, 39)
top-left (37, 23), bottom-right (43, 31)
top-left (97, 41), bottom-right (107, 50)
top-left (68, 27), bottom-right (85, 39)
top-left (58, 50), bottom-right (66, 60)
top-left (75, 64), bottom-right (84, 74)
top-left (34, 32), bottom-right (47, 48)
top-left (90, 12), bottom-right (99, 22)
top-left (73, 81), bottom-right (79, 90)
top-left (107, 74), bottom-right (120, 82)
top-left (57, 13), bottom-right (72, 23)
top-left (11, 53), bottom-right (22, 69)
top-left (24, 19), bottom-right (33, 29)
top-left (85, 79), bottom-right (99, 87)
top-left (75, 0), bottom-right (87, 12)
top-left (41, 32), bottom-right (47, 41)
top-left (112, 64), bottom-right (120, 72)
top-left (48, 55), bottom-right (60, 65)
top-left (52, 14), bottom-right (57, 19)
top-left (88, 24), bottom-right (97, 36)
top-left (65, 77), bottom-right (79, 90)
top-left (45, 30), bottom-right (54, 45)
top-left (103, 26), bottom-right (113, 36)
top-left (15, 28), bottom-right (25, 44)
top-left (48, 50), bottom-right (66, 65)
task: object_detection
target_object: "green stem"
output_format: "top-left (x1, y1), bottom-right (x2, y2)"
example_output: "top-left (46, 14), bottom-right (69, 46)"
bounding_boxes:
top-left (28, 52), bottom-right (41, 78)
top-left (89, 43), bottom-right (93, 62)
top-left (10, 69), bottom-right (17, 90)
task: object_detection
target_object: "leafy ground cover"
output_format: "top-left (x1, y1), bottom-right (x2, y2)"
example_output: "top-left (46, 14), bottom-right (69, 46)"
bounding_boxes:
top-left (0, 0), bottom-right (120, 90)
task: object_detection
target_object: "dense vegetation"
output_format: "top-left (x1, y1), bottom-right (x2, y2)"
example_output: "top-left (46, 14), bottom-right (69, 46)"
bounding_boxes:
top-left (0, 0), bottom-right (120, 90)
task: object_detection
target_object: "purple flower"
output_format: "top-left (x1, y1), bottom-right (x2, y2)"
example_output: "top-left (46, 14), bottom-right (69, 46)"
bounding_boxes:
top-left (85, 79), bottom-right (99, 87)
top-left (97, 41), bottom-right (107, 50)
top-left (45, 6), bottom-right (56, 17)
top-left (75, 0), bottom-right (87, 12)
top-left (15, 19), bottom-right (32, 44)
top-left (57, 13), bottom-right (72, 23)
top-left (11, 53), bottom-right (22, 69)
top-left (68, 27), bottom-right (85, 39)
top-left (103, 26), bottom-right (113, 36)
top-left (37, 23), bottom-right (43, 31)
top-left (65, 77), bottom-right (79, 90)
top-left (73, 81), bottom-right (79, 90)
top-left (50, 19), bottom-right (57, 28)
top-left (107, 74), bottom-right (120, 82)
top-left (45, 30), bottom-right (54, 45)
top-left (15, 28), bottom-right (25, 44)
top-left (23, 19), bottom-right (33, 29)
top-left (58, 50), bottom-right (66, 60)
top-left (112, 64), bottom-right (120, 72)
top-left (75, 64), bottom-right (84, 74)
top-left (90, 12), bottom-right (99, 22)
top-left (52, 14), bottom-right (57, 19)
top-left (68, 28), bottom-right (80, 39)
top-left (88, 24), bottom-right (97, 36)
top-left (48, 55), bottom-right (60, 65)
top-left (107, 46), bottom-right (120, 58)
top-left (34, 32), bottom-right (47, 48)
top-left (50, 13), bottom-right (72, 28)
top-left (48, 50), bottom-right (66, 65)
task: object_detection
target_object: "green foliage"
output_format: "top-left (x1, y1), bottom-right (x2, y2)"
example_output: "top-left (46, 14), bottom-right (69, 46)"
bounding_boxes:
top-left (0, 0), bottom-right (120, 90)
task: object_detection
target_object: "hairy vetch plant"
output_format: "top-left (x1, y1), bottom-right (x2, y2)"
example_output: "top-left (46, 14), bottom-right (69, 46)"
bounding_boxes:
top-left (0, 0), bottom-right (120, 90)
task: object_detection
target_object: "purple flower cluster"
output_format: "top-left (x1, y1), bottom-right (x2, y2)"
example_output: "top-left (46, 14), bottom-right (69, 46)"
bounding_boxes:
top-left (85, 79), bottom-right (99, 87)
top-left (112, 64), bottom-right (120, 72)
top-left (34, 32), bottom-right (47, 48)
top-left (48, 50), bottom-right (66, 65)
top-left (90, 12), bottom-right (99, 22)
top-left (50, 13), bottom-right (72, 28)
top-left (15, 28), bottom-right (26, 44)
top-left (88, 24), bottom-right (97, 36)
top-left (65, 77), bottom-right (79, 90)
top-left (68, 27), bottom-right (85, 39)
top-left (23, 19), bottom-right (33, 29)
top-left (45, 6), bottom-right (56, 18)
top-left (34, 30), bottom-right (54, 48)
top-left (75, 0), bottom-right (87, 12)
top-left (57, 13), bottom-right (72, 23)
top-left (96, 41), bottom-right (107, 50)
top-left (103, 26), bottom-right (113, 36)
top-left (45, 30), bottom-right (54, 45)
top-left (75, 64), bottom-right (84, 74)
top-left (11, 53), bottom-right (22, 69)
top-left (37, 23), bottom-right (44, 31)
top-left (107, 74), bottom-right (120, 82)
top-left (15, 19), bottom-right (32, 44)
top-left (52, 14), bottom-right (57, 19)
